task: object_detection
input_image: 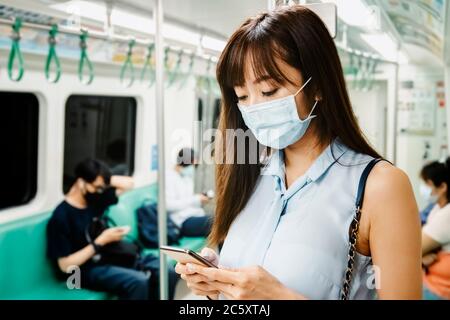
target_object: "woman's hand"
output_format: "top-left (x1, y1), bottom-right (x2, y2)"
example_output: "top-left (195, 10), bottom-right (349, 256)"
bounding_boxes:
top-left (422, 253), bottom-right (438, 268)
top-left (175, 248), bottom-right (220, 299)
top-left (198, 194), bottom-right (210, 206)
top-left (187, 264), bottom-right (305, 300)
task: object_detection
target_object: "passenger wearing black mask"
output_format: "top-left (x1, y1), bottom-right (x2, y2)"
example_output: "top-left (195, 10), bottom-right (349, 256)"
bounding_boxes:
top-left (46, 158), bottom-right (178, 299)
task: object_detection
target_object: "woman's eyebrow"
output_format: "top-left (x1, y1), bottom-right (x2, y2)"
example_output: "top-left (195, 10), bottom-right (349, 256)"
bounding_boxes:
top-left (253, 75), bottom-right (272, 84)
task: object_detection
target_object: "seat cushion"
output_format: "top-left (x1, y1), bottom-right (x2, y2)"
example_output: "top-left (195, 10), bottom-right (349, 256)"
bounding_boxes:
top-left (9, 282), bottom-right (112, 300)
top-left (0, 184), bottom-right (206, 299)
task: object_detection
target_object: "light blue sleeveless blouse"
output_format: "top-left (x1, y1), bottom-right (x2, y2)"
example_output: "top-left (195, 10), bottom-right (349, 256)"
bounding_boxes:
top-left (219, 139), bottom-right (378, 300)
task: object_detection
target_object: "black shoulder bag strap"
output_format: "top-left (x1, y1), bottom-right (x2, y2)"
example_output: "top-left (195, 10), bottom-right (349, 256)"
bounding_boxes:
top-left (341, 158), bottom-right (386, 300)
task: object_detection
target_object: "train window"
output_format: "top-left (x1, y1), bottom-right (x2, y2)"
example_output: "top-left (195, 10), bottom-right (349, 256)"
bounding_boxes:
top-left (63, 95), bottom-right (137, 193)
top-left (212, 98), bottom-right (221, 129)
top-left (197, 98), bottom-right (203, 122)
top-left (0, 92), bottom-right (39, 211)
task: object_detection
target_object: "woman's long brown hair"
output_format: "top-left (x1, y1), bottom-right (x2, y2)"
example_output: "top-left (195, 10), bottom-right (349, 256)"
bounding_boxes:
top-left (209, 5), bottom-right (381, 246)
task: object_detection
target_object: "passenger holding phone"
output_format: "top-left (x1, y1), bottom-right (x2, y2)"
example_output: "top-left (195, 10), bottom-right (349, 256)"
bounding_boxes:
top-left (166, 148), bottom-right (213, 237)
top-left (47, 159), bottom-right (178, 300)
top-left (175, 6), bottom-right (421, 300)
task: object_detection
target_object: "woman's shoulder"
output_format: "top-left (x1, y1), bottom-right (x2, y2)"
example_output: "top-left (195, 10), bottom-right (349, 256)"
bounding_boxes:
top-left (364, 160), bottom-right (418, 223)
top-left (369, 161), bottom-right (410, 193)
top-left (335, 141), bottom-right (397, 178)
top-left (334, 145), bottom-right (414, 210)
top-left (335, 139), bottom-right (417, 218)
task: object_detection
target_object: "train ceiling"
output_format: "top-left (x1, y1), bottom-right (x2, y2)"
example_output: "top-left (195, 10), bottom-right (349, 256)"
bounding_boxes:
top-left (2, 0), bottom-right (449, 67)
top-left (378, 0), bottom-right (449, 66)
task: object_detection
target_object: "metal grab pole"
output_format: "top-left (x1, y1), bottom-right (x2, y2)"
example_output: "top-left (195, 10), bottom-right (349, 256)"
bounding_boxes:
top-left (392, 62), bottom-right (399, 165)
top-left (154, 0), bottom-right (169, 300)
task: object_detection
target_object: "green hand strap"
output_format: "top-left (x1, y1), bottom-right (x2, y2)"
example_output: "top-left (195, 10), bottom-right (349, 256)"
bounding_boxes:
top-left (120, 39), bottom-right (136, 87)
top-left (140, 43), bottom-right (155, 87)
top-left (202, 57), bottom-right (213, 90)
top-left (164, 46), bottom-right (170, 71)
top-left (8, 17), bottom-right (24, 82)
top-left (45, 24), bottom-right (61, 83)
top-left (365, 59), bottom-right (378, 91)
top-left (79, 30), bottom-right (94, 85)
top-left (167, 49), bottom-right (183, 87)
top-left (178, 53), bottom-right (195, 90)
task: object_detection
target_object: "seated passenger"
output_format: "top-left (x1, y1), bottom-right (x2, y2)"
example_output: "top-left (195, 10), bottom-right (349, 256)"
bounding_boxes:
top-left (420, 159), bottom-right (450, 300)
top-left (419, 162), bottom-right (439, 225)
top-left (46, 158), bottom-right (178, 300)
top-left (166, 148), bottom-right (212, 237)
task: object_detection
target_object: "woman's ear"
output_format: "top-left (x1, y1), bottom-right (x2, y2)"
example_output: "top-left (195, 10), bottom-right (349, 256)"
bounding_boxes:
top-left (441, 182), bottom-right (448, 195)
top-left (436, 182), bottom-right (448, 198)
top-left (314, 92), bottom-right (322, 101)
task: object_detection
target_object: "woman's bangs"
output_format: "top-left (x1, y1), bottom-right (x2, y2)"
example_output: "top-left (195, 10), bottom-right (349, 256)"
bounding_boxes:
top-left (221, 36), bottom-right (292, 90)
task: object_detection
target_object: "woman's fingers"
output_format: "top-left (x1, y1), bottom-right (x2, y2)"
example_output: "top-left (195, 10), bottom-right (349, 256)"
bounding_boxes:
top-left (200, 247), bottom-right (219, 265)
top-left (175, 262), bottom-right (196, 275)
top-left (208, 281), bottom-right (239, 298)
top-left (186, 281), bottom-right (219, 296)
top-left (178, 260), bottom-right (245, 300)
top-left (183, 273), bottom-right (211, 284)
top-left (191, 288), bottom-right (220, 297)
top-left (187, 264), bottom-right (242, 284)
top-left (175, 263), bottom-right (186, 274)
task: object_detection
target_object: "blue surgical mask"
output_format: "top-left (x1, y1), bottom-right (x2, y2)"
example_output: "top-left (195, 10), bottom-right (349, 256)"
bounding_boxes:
top-left (420, 183), bottom-right (438, 204)
top-left (180, 165), bottom-right (194, 178)
top-left (238, 77), bottom-right (318, 149)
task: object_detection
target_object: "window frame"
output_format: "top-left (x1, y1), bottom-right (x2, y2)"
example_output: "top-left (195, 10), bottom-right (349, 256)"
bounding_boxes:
top-left (63, 94), bottom-right (138, 194)
top-left (0, 91), bottom-right (40, 212)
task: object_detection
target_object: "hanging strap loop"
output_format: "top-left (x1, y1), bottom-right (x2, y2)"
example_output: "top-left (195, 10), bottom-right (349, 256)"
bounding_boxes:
top-left (367, 59), bottom-right (378, 91)
top-left (167, 49), bottom-right (183, 87)
top-left (140, 43), bottom-right (155, 87)
top-left (8, 17), bottom-right (25, 82)
top-left (78, 30), bottom-right (94, 85)
top-left (164, 46), bottom-right (170, 71)
top-left (45, 24), bottom-right (61, 83)
top-left (198, 57), bottom-right (213, 92)
top-left (353, 55), bottom-right (364, 90)
top-left (178, 52), bottom-right (195, 90)
top-left (120, 38), bottom-right (136, 87)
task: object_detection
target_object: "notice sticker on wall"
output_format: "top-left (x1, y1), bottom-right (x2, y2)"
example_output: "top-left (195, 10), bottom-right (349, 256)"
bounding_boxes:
top-left (151, 144), bottom-right (158, 171)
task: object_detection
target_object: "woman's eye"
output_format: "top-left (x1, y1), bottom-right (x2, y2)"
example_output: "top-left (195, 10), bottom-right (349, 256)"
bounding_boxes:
top-left (262, 89), bottom-right (278, 97)
top-left (237, 95), bottom-right (248, 102)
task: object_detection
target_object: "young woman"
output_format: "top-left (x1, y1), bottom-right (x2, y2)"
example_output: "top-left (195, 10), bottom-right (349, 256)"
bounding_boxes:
top-left (176, 5), bottom-right (422, 300)
top-left (420, 160), bottom-right (450, 300)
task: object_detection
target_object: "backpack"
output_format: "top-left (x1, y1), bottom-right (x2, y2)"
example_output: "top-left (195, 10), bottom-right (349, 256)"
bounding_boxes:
top-left (137, 203), bottom-right (181, 248)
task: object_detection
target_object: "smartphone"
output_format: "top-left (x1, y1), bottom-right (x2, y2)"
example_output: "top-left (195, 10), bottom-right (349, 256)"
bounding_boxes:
top-left (159, 245), bottom-right (218, 268)
top-left (202, 190), bottom-right (215, 199)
